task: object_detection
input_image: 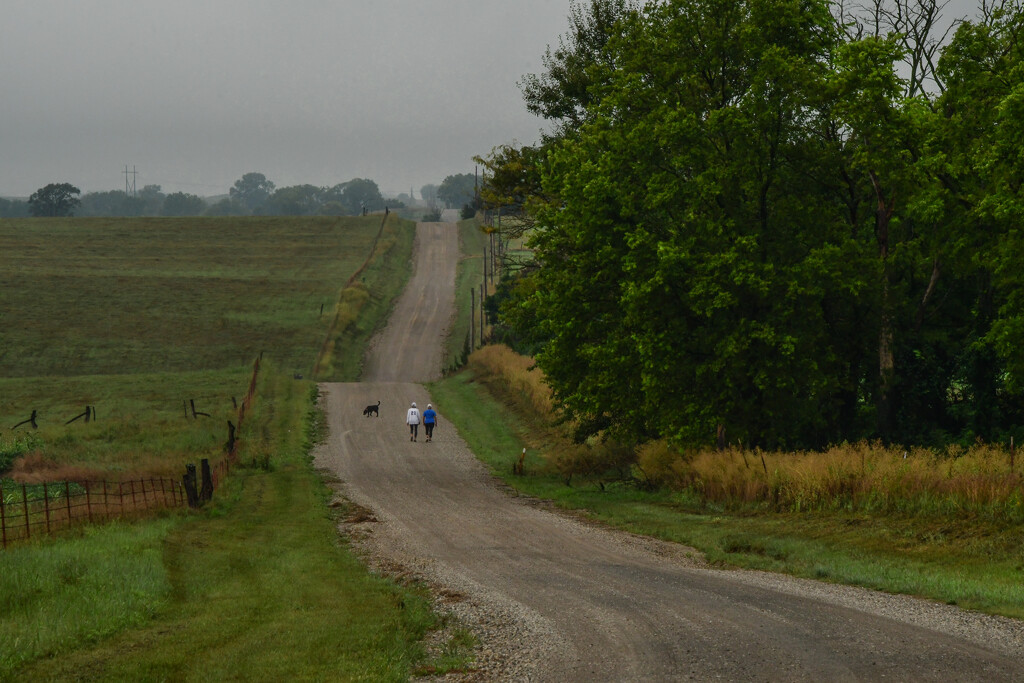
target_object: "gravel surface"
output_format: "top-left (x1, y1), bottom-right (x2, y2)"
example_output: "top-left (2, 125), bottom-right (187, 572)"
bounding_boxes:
top-left (313, 221), bottom-right (1024, 681)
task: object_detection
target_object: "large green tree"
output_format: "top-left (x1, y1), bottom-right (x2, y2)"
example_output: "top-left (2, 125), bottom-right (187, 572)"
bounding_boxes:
top-left (436, 173), bottom-right (477, 209)
top-left (229, 172), bottom-right (275, 213)
top-left (495, 0), bottom-right (1024, 449)
top-left (339, 178), bottom-right (383, 215)
top-left (161, 192), bottom-right (206, 216)
top-left (28, 183), bottom-right (81, 217)
top-left (262, 184), bottom-right (323, 215)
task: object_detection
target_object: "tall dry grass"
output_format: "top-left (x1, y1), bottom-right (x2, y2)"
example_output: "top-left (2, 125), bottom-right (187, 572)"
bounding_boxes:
top-left (470, 344), bottom-right (1024, 518)
top-left (467, 344), bottom-right (554, 417)
top-left (640, 440), bottom-right (1024, 519)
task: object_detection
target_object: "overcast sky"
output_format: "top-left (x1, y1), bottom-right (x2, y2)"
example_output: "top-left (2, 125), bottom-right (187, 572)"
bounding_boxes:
top-left (0, 0), bottom-right (571, 198)
top-left (1, 1), bottom-right (985, 200)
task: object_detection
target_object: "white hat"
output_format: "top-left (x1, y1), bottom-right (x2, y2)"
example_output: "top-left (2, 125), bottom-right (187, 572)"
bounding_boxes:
top-left (427, 404), bottom-right (432, 409)
top-left (411, 402), bottom-right (417, 407)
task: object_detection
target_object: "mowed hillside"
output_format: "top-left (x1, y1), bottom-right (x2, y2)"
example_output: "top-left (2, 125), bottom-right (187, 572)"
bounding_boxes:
top-left (0, 215), bottom-right (413, 475)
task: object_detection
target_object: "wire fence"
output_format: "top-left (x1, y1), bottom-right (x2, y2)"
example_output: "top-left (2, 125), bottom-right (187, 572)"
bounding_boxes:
top-left (0, 477), bottom-right (185, 547)
top-left (0, 353), bottom-right (261, 549)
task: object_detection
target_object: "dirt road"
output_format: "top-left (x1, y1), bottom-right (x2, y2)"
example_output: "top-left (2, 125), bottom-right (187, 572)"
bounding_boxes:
top-left (315, 222), bottom-right (1024, 680)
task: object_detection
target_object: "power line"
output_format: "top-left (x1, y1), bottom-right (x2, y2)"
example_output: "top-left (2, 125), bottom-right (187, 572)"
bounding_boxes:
top-left (122, 165), bottom-right (137, 197)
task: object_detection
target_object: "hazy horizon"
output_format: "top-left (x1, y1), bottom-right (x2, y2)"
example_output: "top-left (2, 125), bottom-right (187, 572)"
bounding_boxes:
top-left (0, 1), bottom-right (572, 200)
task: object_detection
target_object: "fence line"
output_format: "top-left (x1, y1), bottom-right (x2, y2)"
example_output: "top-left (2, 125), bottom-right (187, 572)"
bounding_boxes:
top-left (0, 476), bottom-right (185, 548)
top-left (0, 353), bottom-right (263, 549)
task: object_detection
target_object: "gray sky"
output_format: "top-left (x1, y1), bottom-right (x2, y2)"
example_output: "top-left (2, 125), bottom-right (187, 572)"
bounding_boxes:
top-left (0, 0), bottom-right (570, 198)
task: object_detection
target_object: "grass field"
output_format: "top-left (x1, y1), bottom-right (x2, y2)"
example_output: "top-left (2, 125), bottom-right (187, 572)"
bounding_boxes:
top-left (0, 215), bottom-right (474, 680)
top-left (429, 346), bottom-right (1024, 620)
top-left (0, 215), bottom-right (414, 477)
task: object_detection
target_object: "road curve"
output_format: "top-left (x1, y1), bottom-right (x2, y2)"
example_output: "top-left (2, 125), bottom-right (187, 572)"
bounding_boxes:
top-left (315, 222), bottom-right (1024, 681)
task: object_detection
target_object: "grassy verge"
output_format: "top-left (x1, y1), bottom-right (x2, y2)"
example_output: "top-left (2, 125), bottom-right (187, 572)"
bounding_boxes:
top-left (4, 375), bottom-right (462, 681)
top-left (1, 214), bottom-right (463, 680)
top-left (444, 218), bottom-right (486, 371)
top-left (316, 215), bottom-right (416, 382)
top-left (428, 365), bottom-right (1024, 620)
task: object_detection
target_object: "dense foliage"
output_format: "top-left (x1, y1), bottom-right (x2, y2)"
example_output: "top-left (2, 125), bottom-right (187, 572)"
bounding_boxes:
top-left (485, 0), bottom-right (1024, 449)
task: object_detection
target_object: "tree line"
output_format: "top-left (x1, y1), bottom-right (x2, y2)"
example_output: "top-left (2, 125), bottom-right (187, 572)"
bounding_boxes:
top-left (479, 0), bottom-right (1024, 450)
top-left (1, 171), bottom-right (484, 219)
top-left (0, 173), bottom-right (403, 218)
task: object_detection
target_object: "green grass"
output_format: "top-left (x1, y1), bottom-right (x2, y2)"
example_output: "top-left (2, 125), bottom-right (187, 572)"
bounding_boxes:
top-left (444, 218), bottom-right (486, 371)
top-left (4, 382), bottom-right (444, 679)
top-left (0, 216), bottom-right (387, 378)
top-left (0, 214), bottom-right (470, 680)
top-left (0, 215), bottom-right (414, 474)
top-left (0, 518), bottom-right (178, 676)
top-left (429, 369), bottom-right (1024, 619)
top-left (4, 375), bottom-right (465, 681)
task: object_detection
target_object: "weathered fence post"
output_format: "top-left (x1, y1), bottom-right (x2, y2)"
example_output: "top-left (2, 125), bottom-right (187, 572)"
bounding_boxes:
top-left (225, 420), bottom-right (236, 455)
top-left (183, 464), bottom-right (200, 508)
top-left (200, 459), bottom-right (213, 502)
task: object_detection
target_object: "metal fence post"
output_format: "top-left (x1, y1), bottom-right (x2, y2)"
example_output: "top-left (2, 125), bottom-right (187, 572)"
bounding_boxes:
top-left (65, 481), bottom-right (72, 527)
top-left (0, 480), bottom-right (6, 548)
top-left (22, 484), bottom-right (30, 540)
top-left (85, 480), bottom-right (93, 523)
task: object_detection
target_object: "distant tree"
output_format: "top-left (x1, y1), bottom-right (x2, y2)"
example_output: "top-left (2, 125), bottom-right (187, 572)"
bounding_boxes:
top-left (420, 184), bottom-right (439, 205)
top-left (78, 190), bottom-right (130, 216)
top-left (340, 178), bottom-right (383, 215)
top-left (162, 192), bottom-right (206, 216)
top-left (229, 172), bottom-right (275, 213)
top-left (262, 184), bottom-right (323, 215)
top-left (436, 173), bottom-right (476, 209)
top-left (136, 184), bottom-right (164, 215)
top-left (28, 183), bottom-right (81, 217)
top-left (0, 197), bottom-right (31, 217)
top-left (319, 200), bottom-right (347, 216)
top-left (204, 197), bottom-right (246, 216)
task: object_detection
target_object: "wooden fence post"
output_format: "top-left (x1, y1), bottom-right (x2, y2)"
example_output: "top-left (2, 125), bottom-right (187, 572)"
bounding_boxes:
top-left (183, 464), bottom-right (200, 508)
top-left (200, 459), bottom-right (213, 502)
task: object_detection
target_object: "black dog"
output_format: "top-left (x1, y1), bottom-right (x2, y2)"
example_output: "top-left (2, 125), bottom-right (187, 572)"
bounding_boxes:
top-left (363, 400), bottom-right (380, 417)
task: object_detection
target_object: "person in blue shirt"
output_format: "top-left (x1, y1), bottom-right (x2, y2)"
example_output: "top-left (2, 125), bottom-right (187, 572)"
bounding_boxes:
top-left (423, 403), bottom-right (438, 442)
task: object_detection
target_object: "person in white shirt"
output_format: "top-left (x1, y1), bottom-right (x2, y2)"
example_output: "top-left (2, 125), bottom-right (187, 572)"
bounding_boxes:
top-left (406, 402), bottom-right (421, 442)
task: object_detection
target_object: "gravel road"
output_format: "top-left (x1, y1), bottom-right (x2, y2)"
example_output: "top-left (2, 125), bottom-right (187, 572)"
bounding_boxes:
top-left (314, 221), bottom-right (1024, 681)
